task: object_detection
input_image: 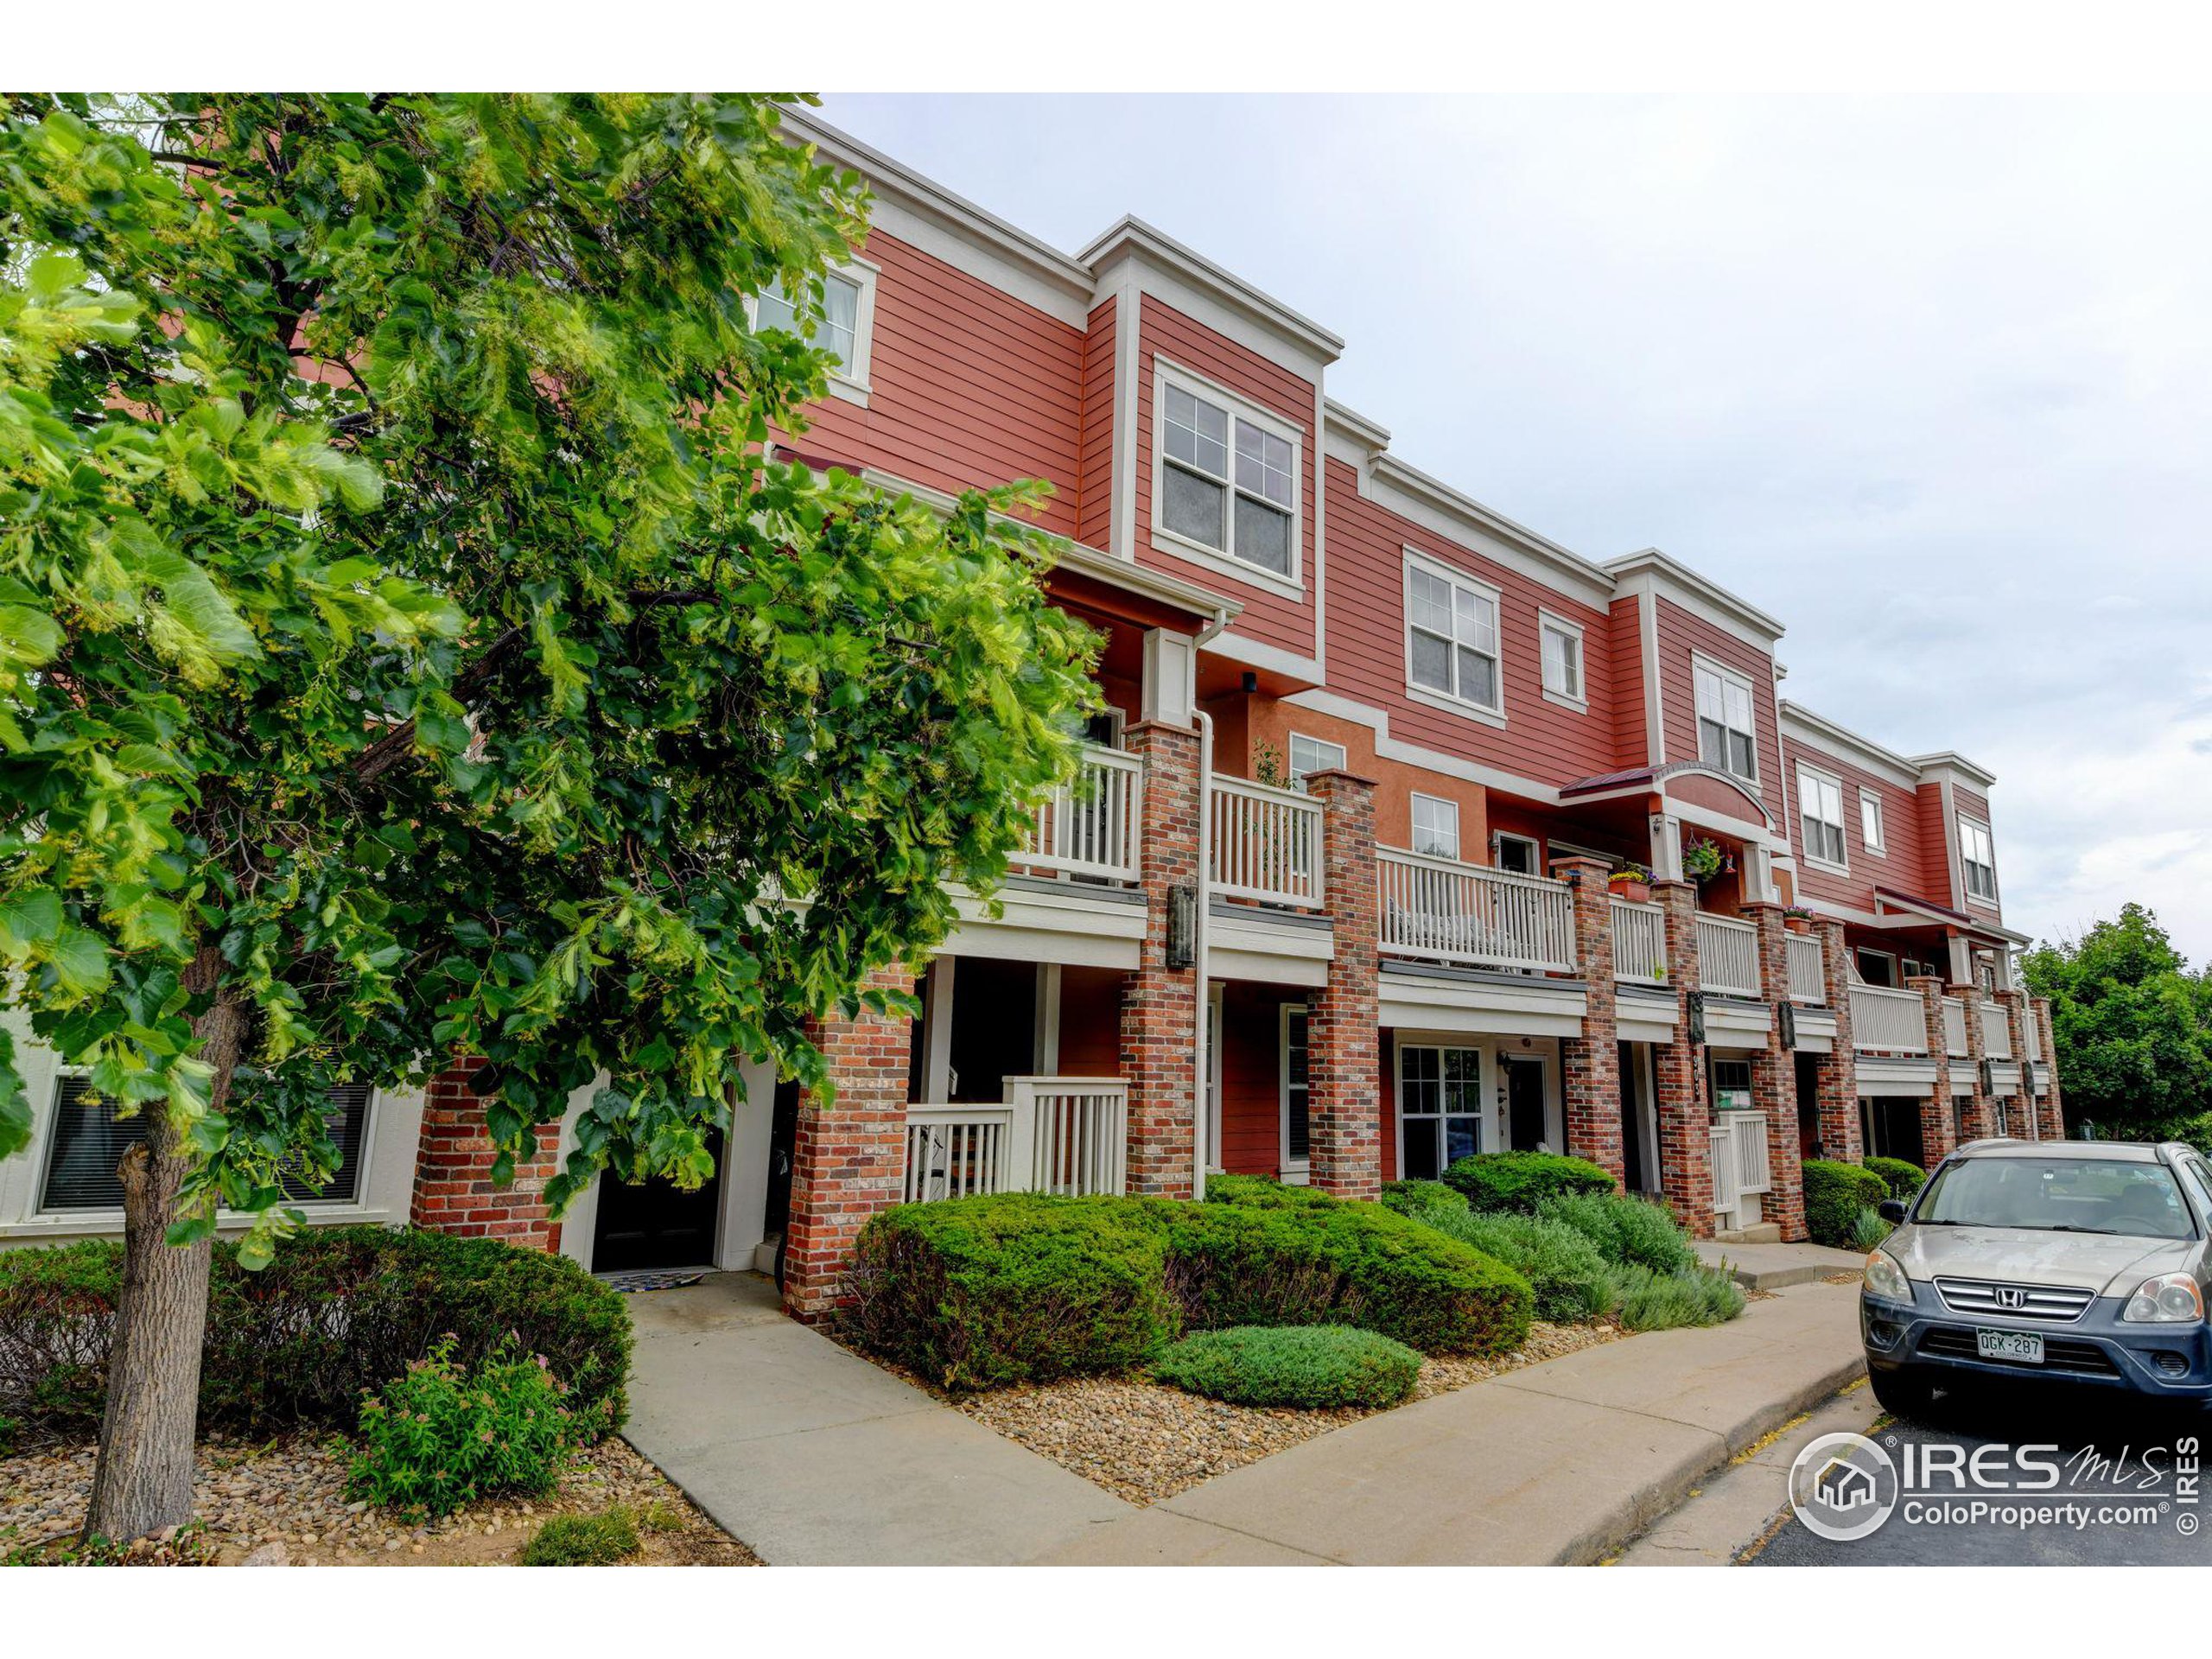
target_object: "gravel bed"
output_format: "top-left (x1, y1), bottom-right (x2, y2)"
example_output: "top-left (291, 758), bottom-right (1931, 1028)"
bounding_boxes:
top-left (1, 1433), bottom-right (760, 1567)
top-left (955, 1320), bottom-right (1624, 1505)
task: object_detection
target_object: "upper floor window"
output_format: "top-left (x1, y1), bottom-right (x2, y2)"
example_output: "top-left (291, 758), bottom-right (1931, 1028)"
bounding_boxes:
top-left (1959, 817), bottom-right (1998, 904)
top-left (1287, 732), bottom-right (1346, 791)
top-left (1694, 658), bottom-right (1758, 780)
top-left (753, 263), bottom-right (878, 404)
top-left (1155, 370), bottom-right (1300, 584)
top-left (1797, 766), bottom-right (1847, 870)
top-left (1859, 790), bottom-right (1885, 855)
top-left (1539, 613), bottom-right (1585, 707)
top-left (1405, 553), bottom-right (1503, 718)
top-left (1493, 831), bottom-right (1541, 876)
top-left (1410, 792), bottom-right (1461, 861)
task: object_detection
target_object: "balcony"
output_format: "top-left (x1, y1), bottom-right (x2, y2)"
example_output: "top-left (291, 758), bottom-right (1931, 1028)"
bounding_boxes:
top-left (1694, 913), bottom-right (1761, 997)
top-left (1785, 932), bottom-right (1825, 1003)
top-left (1018, 742), bottom-right (1143, 885)
top-left (1611, 899), bottom-right (1668, 987)
top-left (1378, 849), bottom-right (1578, 974)
top-left (1980, 1001), bottom-right (2013, 1059)
top-left (1210, 773), bottom-right (1325, 910)
top-left (901, 1078), bottom-right (1129, 1203)
top-left (1853, 984), bottom-right (1929, 1053)
top-left (1942, 995), bottom-right (1969, 1058)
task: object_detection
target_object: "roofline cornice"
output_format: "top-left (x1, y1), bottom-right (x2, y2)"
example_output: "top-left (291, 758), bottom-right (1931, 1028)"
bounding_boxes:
top-left (1604, 547), bottom-right (1787, 645)
top-left (1366, 452), bottom-right (1616, 601)
top-left (1909, 749), bottom-right (1999, 791)
top-left (1077, 215), bottom-right (1344, 362)
top-left (1781, 700), bottom-right (1925, 789)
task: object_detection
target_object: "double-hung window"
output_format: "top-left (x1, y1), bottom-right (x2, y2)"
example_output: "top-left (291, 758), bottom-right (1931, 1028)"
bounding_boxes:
top-left (1859, 790), bottom-right (1886, 855)
top-left (1158, 375), bottom-right (1298, 581)
top-left (1798, 767), bottom-right (1847, 870)
top-left (1406, 554), bottom-right (1502, 716)
top-left (1410, 793), bottom-right (1461, 861)
top-left (753, 264), bottom-right (877, 400)
top-left (1398, 1045), bottom-right (1484, 1180)
top-left (1281, 1005), bottom-right (1310, 1173)
top-left (1287, 733), bottom-right (1346, 791)
top-left (1694, 658), bottom-right (1758, 780)
top-left (1959, 817), bottom-right (1998, 904)
top-left (1539, 613), bottom-right (1585, 706)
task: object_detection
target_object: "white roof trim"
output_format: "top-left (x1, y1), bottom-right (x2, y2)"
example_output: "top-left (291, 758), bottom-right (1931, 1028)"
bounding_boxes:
top-left (1365, 453), bottom-right (1617, 605)
top-left (1909, 749), bottom-right (1999, 791)
top-left (1077, 215), bottom-right (1344, 362)
top-left (1781, 701), bottom-right (1924, 791)
top-left (1604, 547), bottom-right (1786, 645)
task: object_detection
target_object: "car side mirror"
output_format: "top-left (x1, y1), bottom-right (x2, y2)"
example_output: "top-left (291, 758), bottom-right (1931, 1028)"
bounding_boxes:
top-left (1878, 1199), bottom-right (1907, 1224)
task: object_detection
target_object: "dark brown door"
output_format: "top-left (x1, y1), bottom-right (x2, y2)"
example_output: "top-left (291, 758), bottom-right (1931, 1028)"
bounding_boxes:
top-left (592, 1126), bottom-right (723, 1272)
top-left (1503, 1055), bottom-right (1547, 1151)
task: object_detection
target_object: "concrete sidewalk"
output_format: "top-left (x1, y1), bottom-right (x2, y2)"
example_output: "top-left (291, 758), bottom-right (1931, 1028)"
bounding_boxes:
top-left (1694, 1238), bottom-right (1866, 1291)
top-left (622, 1273), bottom-right (1133, 1564)
top-left (1032, 1281), bottom-right (1866, 1566)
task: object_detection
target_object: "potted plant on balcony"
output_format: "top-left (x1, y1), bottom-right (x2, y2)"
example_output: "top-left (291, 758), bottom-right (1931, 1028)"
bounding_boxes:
top-left (1607, 862), bottom-right (1653, 906)
top-left (1783, 904), bottom-right (1815, 935)
top-left (1682, 836), bottom-right (1725, 884)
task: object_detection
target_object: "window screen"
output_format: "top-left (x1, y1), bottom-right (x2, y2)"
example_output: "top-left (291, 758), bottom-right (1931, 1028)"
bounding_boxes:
top-left (40, 1076), bottom-right (371, 1211)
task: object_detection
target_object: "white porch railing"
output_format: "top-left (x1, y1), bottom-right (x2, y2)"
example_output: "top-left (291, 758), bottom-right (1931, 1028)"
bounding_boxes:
top-left (1708, 1110), bottom-right (1772, 1216)
top-left (1020, 743), bottom-right (1142, 883)
top-left (1695, 913), bottom-right (1762, 996)
top-left (1211, 773), bottom-right (1325, 907)
top-left (1611, 899), bottom-right (1668, 986)
top-left (2026, 1015), bottom-right (2043, 1063)
top-left (1942, 996), bottom-right (1970, 1058)
top-left (1853, 984), bottom-right (1929, 1053)
top-left (902, 1079), bottom-right (1128, 1204)
top-left (1709, 1122), bottom-right (1736, 1217)
top-left (1786, 933), bottom-right (1825, 1003)
top-left (1980, 1001), bottom-right (2013, 1060)
top-left (1379, 849), bottom-right (1577, 974)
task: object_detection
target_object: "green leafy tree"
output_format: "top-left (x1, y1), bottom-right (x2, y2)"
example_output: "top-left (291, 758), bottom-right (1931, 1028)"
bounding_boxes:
top-left (2021, 903), bottom-right (2212, 1147)
top-left (0, 93), bottom-right (1097, 1541)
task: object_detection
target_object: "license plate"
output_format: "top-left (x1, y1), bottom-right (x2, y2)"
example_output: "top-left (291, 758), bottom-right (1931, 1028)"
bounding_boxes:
top-left (1977, 1328), bottom-right (2045, 1363)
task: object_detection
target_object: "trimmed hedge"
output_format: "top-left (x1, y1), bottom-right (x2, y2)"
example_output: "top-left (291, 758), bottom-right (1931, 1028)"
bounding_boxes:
top-left (1443, 1152), bottom-right (1616, 1214)
top-left (0, 1227), bottom-right (630, 1446)
top-left (1863, 1156), bottom-right (1926, 1202)
top-left (1410, 1205), bottom-right (1618, 1325)
top-left (1803, 1160), bottom-right (1890, 1247)
top-left (1202, 1173), bottom-right (1336, 1211)
top-left (844, 1187), bottom-right (1535, 1390)
top-left (1152, 1325), bottom-right (1421, 1409)
top-left (1378, 1179), bottom-right (1465, 1219)
top-left (1536, 1192), bottom-right (1698, 1275)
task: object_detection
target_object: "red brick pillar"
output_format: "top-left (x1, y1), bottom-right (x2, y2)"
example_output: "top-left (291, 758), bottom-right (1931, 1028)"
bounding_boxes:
top-left (784, 964), bottom-right (917, 1322)
top-left (410, 1058), bottom-right (563, 1251)
top-left (1953, 982), bottom-right (1996, 1142)
top-left (1745, 902), bottom-right (1806, 1242)
top-left (1653, 879), bottom-right (1713, 1236)
top-left (1555, 855), bottom-right (1624, 1187)
top-left (1909, 976), bottom-right (1958, 1169)
top-left (1305, 769), bottom-right (1380, 1198)
top-left (1812, 918), bottom-right (1863, 1162)
top-left (1996, 989), bottom-right (2034, 1140)
top-left (1121, 721), bottom-right (1200, 1198)
top-left (2033, 996), bottom-right (2066, 1140)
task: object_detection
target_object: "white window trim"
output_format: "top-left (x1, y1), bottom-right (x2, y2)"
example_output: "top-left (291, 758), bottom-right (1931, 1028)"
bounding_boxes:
top-left (1853, 946), bottom-right (1900, 988)
top-left (1691, 651), bottom-right (1759, 784)
top-left (1491, 830), bottom-right (1541, 875)
top-left (1536, 609), bottom-right (1587, 713)
top-left (1409, 791), bottom-right (1462, 861)
top-left (1286, 731), bottom-right (1347, 792)
top-left (746, 257), bottom-right (880, 408)
top-left (1796, 763), bottom-right (1850, 876)
top-left (1958, 815), bottom-right (2000, 910)
top-left (1280, 1001), bottom-right (1310, 1182)
top-left (1859, 788), bottom-right (1887, 857)
top-left (1393, 1036), bottom-right (1492, 1179)
top-left (1148, 357), bottom-right (1305, 600)
top-left (1402, 547), bottom-right (1507, 728)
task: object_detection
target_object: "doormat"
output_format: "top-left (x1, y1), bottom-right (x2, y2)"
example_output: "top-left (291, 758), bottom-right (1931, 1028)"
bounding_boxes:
top-left (595, 1268), bottom-right (709, 1294)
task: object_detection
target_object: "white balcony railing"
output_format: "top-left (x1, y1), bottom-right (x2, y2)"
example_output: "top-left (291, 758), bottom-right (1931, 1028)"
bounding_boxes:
top-left (1611, 899), bottom-right (1668, 986)
top-left (1379, 849), bottom-right (1577, 974)
top-left (1020, 742), bottom-right (1142, 884)
top-left (1211, 773), bottom-right (1325, 908)
top-left (1853, 984), bottom-right (1929, 1053)
top-left (1695, 913), bottom-right (1762, 996)
top-left (2026, 1015), bottom-right (2043, 1063)
top-left (1980, 1001), bottom-right (2013, 1060)
top-left (1709, 1110), bottom-right (1771, 1217)
top-left (1942, 996), bottom-right (1970, 1058)
top-left (903, 1077), bottom-right (1128, 1204)
top-left (1786, 932), bottom-right (1825, 1003)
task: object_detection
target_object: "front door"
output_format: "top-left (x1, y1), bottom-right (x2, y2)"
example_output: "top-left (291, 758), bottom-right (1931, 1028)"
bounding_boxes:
top-left (1502, 1054), bottom-right (1548, 1151)
top-left (591, 1126), bottom-right (723, 1273)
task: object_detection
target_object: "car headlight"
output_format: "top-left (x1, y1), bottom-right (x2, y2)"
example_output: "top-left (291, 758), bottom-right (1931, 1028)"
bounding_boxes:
top-left (2121, 1273), bottom-right (2205, 1324)
top-left (1863, 1249), bottom-right (1911, 1302)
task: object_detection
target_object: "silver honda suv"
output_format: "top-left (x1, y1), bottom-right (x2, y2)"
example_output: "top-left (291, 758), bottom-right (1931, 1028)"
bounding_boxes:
top-left (1860, 1139), bottom-right (2212, 1416)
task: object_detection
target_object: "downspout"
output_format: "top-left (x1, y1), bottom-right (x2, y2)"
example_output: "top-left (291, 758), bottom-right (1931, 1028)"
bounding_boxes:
top-left (1190, 603), bottom-right (1232, 1201)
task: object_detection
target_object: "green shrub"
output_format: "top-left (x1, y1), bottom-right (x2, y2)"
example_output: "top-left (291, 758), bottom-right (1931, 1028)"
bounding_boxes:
top-left (1848, 1207), bottom-right (1893, 1251)
top-left (0, 1411), bottom-right (17, 1459)
top-left (842, 1194), bottom-right (1180, 1390)
top-left (1863, 1156), bottom-right (1926, 1202)
top-left (349, 1338), bottom-right (588, 1520)
top-left (1803, 1160), bottom-right (1889, 1247)
top-left (1378, 1179), bottom-right (1466, 1219)
top-left (519, 1508), bottom-right (641, 1566)
top-left (1536, 1192), bottom-right (1698, 1274)
top-left (1611, 1263), bottom-right (1746, 1331)
top-left (1152, 1325), bottom-right (1421, 1409)
top-left (1443, 1151), bottom-right (1617, 1214)
top-left (1203, 1173), bottom-right (1336, 1210)
top-left (0, 1227), bottom-right (630, 1446)
top-left (1410, 1206), bottom-right (1618, 1324)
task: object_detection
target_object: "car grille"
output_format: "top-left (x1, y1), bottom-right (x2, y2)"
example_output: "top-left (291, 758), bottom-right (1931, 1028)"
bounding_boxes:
top-left (1933, 1277), bottom-right (2094, 1323)
top-left (1919, 1325), bottom-right (2119, 1377)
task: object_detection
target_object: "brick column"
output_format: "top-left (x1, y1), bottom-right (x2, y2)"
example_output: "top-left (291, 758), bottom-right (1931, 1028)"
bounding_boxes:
top-left (783, 963), bottom-right (917, 1322)
top-left (1120, 721), bottom-right (1200, 1198)
top-left (2033, 996), bottom-right (2066, 1140)
top-left (1996, 989), bottom-right (2035, 1140)
top-left (1953, 982), bottom-right (1997, 1142)
top-left (1555, 855), bottom-right (1624, 1187)
top-left (1653, 879), bottom-right (1713, 1236)
top-left (410, 1058), bottom-right (564, 1251)
top-left (1909, 976), bottom-right (1959, 1168)
top-left (1811, 918), bottom-right (1863, 1162)
top-left (1744, 902), bottom-right (1806, 1242)
top-left (1305, 769), bottom-right (1381, 1198)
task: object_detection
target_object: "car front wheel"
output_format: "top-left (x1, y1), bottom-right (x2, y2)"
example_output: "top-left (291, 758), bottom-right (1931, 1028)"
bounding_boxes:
top-left (1870, 1365), bottom-right (1939, 1421)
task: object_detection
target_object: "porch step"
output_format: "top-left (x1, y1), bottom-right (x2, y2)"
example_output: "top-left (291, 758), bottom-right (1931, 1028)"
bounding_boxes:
top-left (1713, 1223), bottom-right (1782, 1245)
top-left (753, 1234), bottom-right (783, 1277)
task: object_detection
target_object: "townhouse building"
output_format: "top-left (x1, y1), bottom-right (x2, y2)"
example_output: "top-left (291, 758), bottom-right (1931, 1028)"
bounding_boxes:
top-left (0, 111), bottom-right (2063, 1313)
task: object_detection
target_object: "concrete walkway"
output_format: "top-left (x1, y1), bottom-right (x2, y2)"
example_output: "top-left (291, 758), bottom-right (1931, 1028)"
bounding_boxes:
top-left (1031, 1281), bottom-right (1867, 1566)
top-left (621, 1273), bottom-right (1133, 1564)
top-left (1694, 1238), bottom-right (1866, 1290)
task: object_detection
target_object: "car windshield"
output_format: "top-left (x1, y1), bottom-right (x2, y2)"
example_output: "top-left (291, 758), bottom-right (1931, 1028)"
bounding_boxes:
top-left (1916, 1157), bottom-right (2196, 1239)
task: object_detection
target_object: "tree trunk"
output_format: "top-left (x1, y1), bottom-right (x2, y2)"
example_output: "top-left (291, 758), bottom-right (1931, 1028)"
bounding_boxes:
top-left (80, 970), bottom-right (244, 1545)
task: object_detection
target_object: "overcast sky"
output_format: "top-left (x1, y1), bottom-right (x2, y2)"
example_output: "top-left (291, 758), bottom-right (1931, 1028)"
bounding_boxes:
top-left (817, 93), bottom-right (2212, 963)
